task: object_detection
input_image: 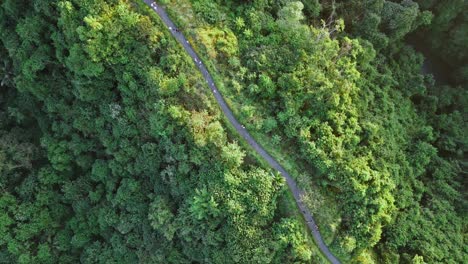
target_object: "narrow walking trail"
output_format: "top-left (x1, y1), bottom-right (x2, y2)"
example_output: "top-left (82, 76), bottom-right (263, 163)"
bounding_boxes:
top-left (143, 1), bottom-right (341, 263)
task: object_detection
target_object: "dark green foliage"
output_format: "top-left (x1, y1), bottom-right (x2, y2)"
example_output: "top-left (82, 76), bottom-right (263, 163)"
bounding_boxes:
top-left (326, 0), bottom-right (432, 51)
top-left (0, 0), bottom-right (312, 263)
top-left (414, 0), bottom-right (468, 84)
top-left (192, 0), bottom-right (222, 24)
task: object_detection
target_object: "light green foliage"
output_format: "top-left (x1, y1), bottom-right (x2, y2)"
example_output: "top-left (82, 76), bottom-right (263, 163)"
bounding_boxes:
top-left (278, 1), bottom-right (305, 23)
top-left (221, 141), bottom-right (245, 168)
top-left (189, 188), bottom-right (220, 220)
top-left (273, 218), bottom-right (312, 262)
top-left (197, 26), bottom-right (238, 60)
top-left (277, 2), bottom-right (311, 47)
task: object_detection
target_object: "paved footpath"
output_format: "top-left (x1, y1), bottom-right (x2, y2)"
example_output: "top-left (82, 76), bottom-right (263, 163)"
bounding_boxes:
top-left (143, 1), bottom-right (341, 263)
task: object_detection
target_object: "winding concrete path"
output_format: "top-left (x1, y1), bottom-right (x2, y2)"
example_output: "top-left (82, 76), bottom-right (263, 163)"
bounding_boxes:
top-left (143, 1), bottom-right (341, 263)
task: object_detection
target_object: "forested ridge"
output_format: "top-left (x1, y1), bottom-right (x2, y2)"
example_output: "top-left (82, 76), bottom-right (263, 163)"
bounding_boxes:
top-left (0, 0), bottom-right (317, 263)
top-left (0, 0), bottom-right (466, 264)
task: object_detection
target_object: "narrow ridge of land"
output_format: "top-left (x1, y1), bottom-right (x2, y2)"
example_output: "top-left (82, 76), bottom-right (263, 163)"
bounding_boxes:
top-left (143, 1), bottom-right (341, 263)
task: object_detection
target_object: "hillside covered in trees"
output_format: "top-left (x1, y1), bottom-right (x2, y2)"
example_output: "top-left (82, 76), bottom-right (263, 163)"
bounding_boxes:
top-left (1, 0), bottom-right (467, 264)
top-left (164, 0), bottom-right (466, 262)
top-left (0, 0), bottom-right (318, 263)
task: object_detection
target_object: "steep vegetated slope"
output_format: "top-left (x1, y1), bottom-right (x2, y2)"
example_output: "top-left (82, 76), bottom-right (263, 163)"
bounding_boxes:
top-left (413, 0), bottom-right (468, 84)
top-left (0, 1), bottom-right (317, 263)
top-left (163, 0), bottom-right (467, 263)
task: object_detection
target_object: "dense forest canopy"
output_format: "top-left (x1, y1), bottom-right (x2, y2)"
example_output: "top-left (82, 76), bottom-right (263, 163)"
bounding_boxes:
top-left (0, 0), bottom-right (316, 263)
top-left (165, 0), bottom-right (466, 262)
top-left (1, 0), bottom-right (467, 263)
